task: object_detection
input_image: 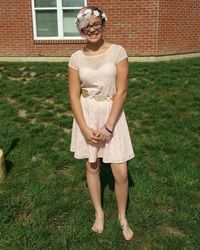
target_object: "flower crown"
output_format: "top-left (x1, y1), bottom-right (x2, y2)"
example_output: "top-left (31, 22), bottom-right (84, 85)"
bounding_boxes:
top-left (75, 8), bottom-right (107, 23)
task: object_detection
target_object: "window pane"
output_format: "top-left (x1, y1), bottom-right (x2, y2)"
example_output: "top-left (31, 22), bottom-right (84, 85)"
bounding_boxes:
top-left (62, 0), bottom-right (84, 7)
top-left (36, 10), bottom-right (58, 37)
top-left (35, 0), bottom-right (57, 7)
top-left (63, 10), bottom-right (80, 36)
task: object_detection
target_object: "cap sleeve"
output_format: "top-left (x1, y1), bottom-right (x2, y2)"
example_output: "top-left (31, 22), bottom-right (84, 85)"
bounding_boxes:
top-left (68, 52), bottom-right (79, 70)
top-left (115, 45), bottom-right (128, 64)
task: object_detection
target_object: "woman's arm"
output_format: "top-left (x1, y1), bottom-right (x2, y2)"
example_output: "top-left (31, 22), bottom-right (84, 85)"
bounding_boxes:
top-left (106, 58), bottom-right (129, 130)
top-left (68, 66), bottom-right (99, 144)
top-left (96, 58), bottom-right (128, 141)
top-left (68, 66), bottom-right (87, 130)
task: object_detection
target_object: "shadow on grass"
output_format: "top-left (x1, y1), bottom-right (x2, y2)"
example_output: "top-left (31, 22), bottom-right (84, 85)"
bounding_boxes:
top-left (100, 161), bottom-right (135, 211)
top-left (4, 138), bottom-right (20, 174)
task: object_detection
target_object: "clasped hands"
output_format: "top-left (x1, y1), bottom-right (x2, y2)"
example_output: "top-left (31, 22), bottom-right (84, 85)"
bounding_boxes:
top-left (82, 125), bottom-right (113, 145)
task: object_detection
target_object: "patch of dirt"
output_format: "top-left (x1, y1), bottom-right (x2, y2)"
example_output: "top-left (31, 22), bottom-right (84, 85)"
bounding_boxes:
top-left (40, 121), bottom-right (51, 127)
top-left (141, 242), bottom-right (152, 250)
top-left (159, 224), bottom-right (186, 237)
top-left (15, 210), bottom-right (30, 221)
top-left (149, 171), bottom-right (168, 184)
top-left (29, 119), bottom-right (51, 127)
top-left (41, 99), bottom-right (66, 110)
top-left (55, 103), bottom-right (66, 109)
top-left (55, 111), bottom-right (73, 118)
top-left (55, 73), bottom-right (65, 80)
top-left (37, 173), bottom-right (55, 182)
top-left (149, 171), bottom-right (163, 181)
top-left (55, 112), bottom-right (62, 118)
top-left (157, 204), bottom-right (173, 214)
top-left (31, 96), bottom-right (42, 102)
top-left (63, 128), bottom-right (71, 133)
top-left (23, 72), bottom-right (36, 84)
top-left (141, 112), bottom-right (149, 117)
top-left (5, 98), bottom-right (26, 128)
top-left (30, 71), bottom-right (36, 77)
top-left (6, 96), bottom-right (18, 105)
top-left (63, 187), bottom-right (68, 194)
top-left (168, 195), bottom-right (175, 203)
top-left (23, 78), bottom-right (35, 84)
top-left (56, 165), bottom-right (70, 174)
top-left (15, 122), bottom-right (23, 129)
top-left (7, 76), bottom-right (23, 81)
top-left (130, 77), bottom-right (138, 82)
top-left (7, 76), bottom-right (34, 85)
top-left (182, 110), bottom-right (199, 118)
top-left (66, 111), bottom-right (73, 117)
top-left (132, 119), bottom-right (141, 127)
top-left (18, 67), bottom-right (26, 71)
top-left (18, 110), bottom-right (27, 117)
top-left (52, 214), bottom-right (63, 229)
top-left (7, 69), bottom-right (36, 84)
top-left (44, 99), bottom-right (55, 105)
top-left (29, 118), bottom-right (36, 124)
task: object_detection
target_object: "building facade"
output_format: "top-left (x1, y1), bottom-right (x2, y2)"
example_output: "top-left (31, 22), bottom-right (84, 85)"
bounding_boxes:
top-left (0, 0), bottom-right (200, 57)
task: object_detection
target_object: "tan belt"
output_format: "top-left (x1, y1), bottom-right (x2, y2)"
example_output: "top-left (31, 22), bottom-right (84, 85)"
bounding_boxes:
top-left (81, 89), bottom-right (113, 102)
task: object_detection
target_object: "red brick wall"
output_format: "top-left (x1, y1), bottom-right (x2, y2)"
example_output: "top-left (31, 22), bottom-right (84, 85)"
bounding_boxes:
top-left (0, 0), bottom-right (199, 57)
top-left (158, 0), bottom-right (200, 55)
top-left (99, 0), bottom-right (159, 56)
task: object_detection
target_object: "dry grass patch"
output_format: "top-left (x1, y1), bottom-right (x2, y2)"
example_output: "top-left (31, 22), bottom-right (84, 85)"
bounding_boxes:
top-left (148, 171), bottom-right (167, 182)
top-left (15, 210), bottom-right (31, 222)
top-left (157, 204), bottom-right (173, 214)
top-left (55, 73), bottom-right (65, 80)
top-left (132, 119), bottom-right (141, 128)
top-left (29, 118), bottom-right (36, 124)
top-left (141, 112), bottom-right (149, 117)
top-left (18, 110), bottom-right (27, 118)
top-left (56, 165), bottom-right (71, 174)
top-left (6, 96), bottom-right (19, 106)
top-left (43, 99), bottom-right (55, 105)
top-left (159, 224), bottom-right (187, 238)
top-left (52, 214), bottom-right (63, 229)
top-left (63, 128), bottom-right (71, 134)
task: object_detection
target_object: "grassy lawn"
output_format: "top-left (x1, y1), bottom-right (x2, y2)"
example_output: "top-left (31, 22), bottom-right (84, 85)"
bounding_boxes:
top-left (0, 58), bottom-right (199, 249)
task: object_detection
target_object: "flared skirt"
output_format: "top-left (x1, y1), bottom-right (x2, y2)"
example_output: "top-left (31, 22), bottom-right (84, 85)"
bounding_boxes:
top-left (70, 95), bottom-right (135, 163)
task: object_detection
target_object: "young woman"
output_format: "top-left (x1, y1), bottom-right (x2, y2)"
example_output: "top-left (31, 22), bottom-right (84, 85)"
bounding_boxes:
top-left (68, 6), bottom-right (135, 241)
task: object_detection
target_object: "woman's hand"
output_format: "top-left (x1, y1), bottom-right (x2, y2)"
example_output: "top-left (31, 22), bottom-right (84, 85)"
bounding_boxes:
top-left (96, 125), bottom-right (113, 142)
top-left (81, 126), bottom-right (99, 145)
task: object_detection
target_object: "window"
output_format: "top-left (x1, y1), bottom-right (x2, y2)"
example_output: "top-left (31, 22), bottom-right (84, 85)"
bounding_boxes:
top-left (31, 0), bottom-right (86, 40)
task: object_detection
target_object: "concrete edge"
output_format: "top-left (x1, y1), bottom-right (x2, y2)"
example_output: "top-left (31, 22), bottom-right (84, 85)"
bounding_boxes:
top-left (128, 52), bottom-right (200, 62)
top-left (0, 52), bottom-right (200, 63)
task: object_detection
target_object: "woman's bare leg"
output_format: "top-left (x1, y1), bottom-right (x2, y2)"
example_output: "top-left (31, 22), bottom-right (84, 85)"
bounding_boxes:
top-left (111, 162), bottom-right (133, 241)
top-left (86, 158), bottom-right (104, 233)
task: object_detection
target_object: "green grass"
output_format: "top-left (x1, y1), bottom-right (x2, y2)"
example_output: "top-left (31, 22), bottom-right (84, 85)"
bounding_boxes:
top-left (0, 58), bottom-right (200, 249)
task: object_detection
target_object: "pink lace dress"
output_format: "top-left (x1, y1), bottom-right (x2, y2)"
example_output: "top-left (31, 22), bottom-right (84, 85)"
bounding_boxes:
top-left (68, 44), bottom-right (135, 163)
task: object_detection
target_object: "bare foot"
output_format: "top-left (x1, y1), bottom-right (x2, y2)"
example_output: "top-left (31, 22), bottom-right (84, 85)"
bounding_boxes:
top-left (119, 217), bottom-right (133, 241)
top-left (91, 213), bottom-right (104, 234)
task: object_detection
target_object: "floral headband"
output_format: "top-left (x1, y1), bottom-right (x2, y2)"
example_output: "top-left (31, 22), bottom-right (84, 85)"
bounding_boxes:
top-left (75, 8), bottom-right (108, 24)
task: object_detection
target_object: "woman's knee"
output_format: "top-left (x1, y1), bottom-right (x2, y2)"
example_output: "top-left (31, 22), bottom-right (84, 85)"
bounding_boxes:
top-left (86, 159), bottom-right (100, 174)
top-left (116, 172), bottom-right (128, 184)
top-left (111, 163), bottom-right (128, 184)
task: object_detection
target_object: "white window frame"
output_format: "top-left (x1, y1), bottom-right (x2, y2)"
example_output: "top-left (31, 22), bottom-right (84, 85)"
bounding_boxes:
top-left (31, 0), bottom-right (87, 40)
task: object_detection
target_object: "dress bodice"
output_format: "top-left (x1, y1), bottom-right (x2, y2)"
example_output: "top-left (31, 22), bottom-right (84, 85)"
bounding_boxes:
top-left (68, 44), bottom-right (128, 97)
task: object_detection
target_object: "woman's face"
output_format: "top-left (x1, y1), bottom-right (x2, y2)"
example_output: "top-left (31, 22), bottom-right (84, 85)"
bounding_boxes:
top-left (81, 15), bottom-right (104, 43)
